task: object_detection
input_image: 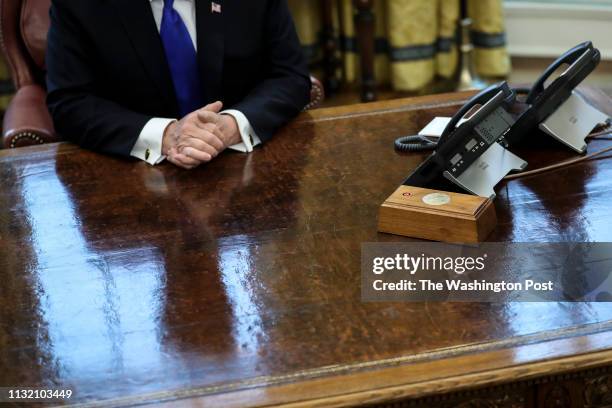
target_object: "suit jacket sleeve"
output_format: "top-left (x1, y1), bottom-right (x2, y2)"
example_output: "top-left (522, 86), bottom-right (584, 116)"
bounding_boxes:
top-left (230, 0), bottom-right (311, 142)
top-left (46, 0), bottom-right (152, 157)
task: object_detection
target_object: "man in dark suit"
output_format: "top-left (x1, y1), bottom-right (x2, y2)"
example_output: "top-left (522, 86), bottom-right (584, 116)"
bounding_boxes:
top-left (46, 0), bottom-right (310, 169)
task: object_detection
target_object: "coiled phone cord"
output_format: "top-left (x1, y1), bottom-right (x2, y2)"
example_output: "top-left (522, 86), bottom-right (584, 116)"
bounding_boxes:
top-left (392, 88), bottom-right (545, 153)
top-left (395, 110), bottom-right (611, 179)
top-left (394, 135), bottom-right (438, 152)
top-left (393, 87), bottom-right (532, 153)
top-left (394, 123), bottom-right (611, 154)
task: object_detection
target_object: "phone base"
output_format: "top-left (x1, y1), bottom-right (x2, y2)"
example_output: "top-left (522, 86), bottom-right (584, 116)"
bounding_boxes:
top-left (443, 142), bottom-right (527, 199)
top-left (378, 185), bottom-right (497, 243)
top-left (539, 91), bottom-right (609, 153)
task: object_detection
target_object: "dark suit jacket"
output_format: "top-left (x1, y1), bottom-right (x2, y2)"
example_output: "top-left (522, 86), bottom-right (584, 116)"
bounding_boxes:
top-left (46, 0), bottom-right (310, 157)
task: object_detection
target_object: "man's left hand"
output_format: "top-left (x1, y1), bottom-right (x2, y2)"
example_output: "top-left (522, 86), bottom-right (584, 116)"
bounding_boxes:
top-left (174, 103), bottom-right (242, 156)
top-left (195, 108), bottom-right (242, 148)
top-left (172, 102), bottom-right (242, 168)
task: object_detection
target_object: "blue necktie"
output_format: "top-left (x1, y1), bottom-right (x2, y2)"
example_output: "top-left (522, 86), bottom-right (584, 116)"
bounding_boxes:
top-left (160, 0), bottom-right (204, 117)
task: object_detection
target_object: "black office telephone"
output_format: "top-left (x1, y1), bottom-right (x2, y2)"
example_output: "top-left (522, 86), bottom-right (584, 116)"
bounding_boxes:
top-left (403, 82), bottom-right (527, 198)
top-left (399, 42), bottom-right (608, 198)
top-left (505, 41), bottom-right (603, 152)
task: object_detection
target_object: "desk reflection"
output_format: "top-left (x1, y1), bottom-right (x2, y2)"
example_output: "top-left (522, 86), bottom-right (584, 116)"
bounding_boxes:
top-left (2, 90), bottom-right (612, 406)
top-left (0, 135), bottom-right (312, 400)
top-left (493, 135), bottom-right (612, 242)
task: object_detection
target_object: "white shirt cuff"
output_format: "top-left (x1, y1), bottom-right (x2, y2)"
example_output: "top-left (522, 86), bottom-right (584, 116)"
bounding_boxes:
top-left (221, 109), bottom-right (261, 153)
top-left (130, 118), bottom-right (176, 165)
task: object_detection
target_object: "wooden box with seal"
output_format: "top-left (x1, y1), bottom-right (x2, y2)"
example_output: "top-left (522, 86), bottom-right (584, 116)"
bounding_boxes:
top-left (378, 186), bottom-right (497, 243)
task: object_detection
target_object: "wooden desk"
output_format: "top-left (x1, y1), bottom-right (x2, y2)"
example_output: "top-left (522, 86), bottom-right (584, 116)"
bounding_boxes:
top-left (1, 89), bottom-right (612, 407)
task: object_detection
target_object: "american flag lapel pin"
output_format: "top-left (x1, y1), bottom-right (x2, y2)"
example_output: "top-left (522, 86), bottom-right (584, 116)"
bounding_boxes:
top-left (211, 2), bottom-right (221, 14)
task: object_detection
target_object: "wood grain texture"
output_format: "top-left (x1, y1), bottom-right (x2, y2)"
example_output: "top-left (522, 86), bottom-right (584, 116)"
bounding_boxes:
top-left (378, 186), bottom-right (497, 242)
top-left (1, 87), bottom-right (611, 407)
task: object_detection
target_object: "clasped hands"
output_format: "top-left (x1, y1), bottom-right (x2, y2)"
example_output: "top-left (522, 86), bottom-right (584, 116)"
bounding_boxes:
top-left (162, 101), bottom-right (242, 169)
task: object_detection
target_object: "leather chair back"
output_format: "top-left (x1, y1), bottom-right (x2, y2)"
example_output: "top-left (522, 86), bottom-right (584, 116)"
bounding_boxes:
top-left (0, 0), bottom-right (50, 88)
top-left (0, 0), bottom-right (322, 149)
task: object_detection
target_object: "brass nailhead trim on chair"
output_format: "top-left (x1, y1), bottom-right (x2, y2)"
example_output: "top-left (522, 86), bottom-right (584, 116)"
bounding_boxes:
top-left (304, 86), bottom-right (324, 111)
top-left (9, 132), bottom-right (44, 148)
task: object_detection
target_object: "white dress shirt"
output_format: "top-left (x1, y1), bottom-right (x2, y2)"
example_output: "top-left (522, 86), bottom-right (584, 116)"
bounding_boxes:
top-left (131, 0), bottom-right (261, 165)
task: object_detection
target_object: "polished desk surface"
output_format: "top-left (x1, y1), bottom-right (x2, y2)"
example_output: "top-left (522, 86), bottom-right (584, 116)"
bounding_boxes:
top-left (1, 88), bottom-right (612, 407)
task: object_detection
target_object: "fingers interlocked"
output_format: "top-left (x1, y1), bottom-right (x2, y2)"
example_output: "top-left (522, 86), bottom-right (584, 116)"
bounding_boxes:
top-left (167, 101), bottom-right (227, 169)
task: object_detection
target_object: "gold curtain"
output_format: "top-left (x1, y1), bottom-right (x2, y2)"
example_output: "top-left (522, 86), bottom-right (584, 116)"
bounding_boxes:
top-left (289, 0), bottom-right (510, 92)
top-left (0, 55), bottom-right (12, 112)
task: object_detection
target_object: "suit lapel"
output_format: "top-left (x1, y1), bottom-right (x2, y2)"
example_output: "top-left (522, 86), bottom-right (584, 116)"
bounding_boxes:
top-left (110, 0), bottom-right (179, 115)
top-left (195, 0), bottom-right (225, 103)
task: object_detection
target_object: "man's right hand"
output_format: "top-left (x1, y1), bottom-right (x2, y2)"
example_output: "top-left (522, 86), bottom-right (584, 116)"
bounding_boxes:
top-left (162, 101), bottom-right (226, 170)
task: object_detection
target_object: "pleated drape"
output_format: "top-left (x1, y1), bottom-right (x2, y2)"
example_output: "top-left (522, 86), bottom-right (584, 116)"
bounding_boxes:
top-left (0, 55), bottom-right (12, 111)
top-left (289, 0), bottom-right (511, 92)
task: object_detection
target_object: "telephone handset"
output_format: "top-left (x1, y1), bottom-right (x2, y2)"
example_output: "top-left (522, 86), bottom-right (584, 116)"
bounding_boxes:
top-left (403, 83), bottom-right (527, 198)
top-left (399, 42), bottom-right (607, 198)
top-left (505, 41), bottom-right (604, 151)
top-left (526, 41), bottom-right (599, 105)
top-left (437, 82), bottom-right (515, 147)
